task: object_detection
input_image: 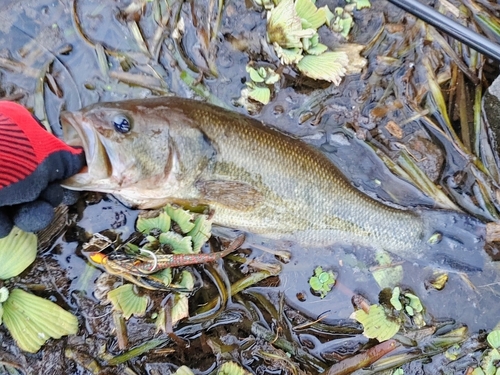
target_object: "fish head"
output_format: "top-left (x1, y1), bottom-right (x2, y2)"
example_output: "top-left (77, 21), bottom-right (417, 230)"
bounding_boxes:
top-left (60, 100), bottom-right (182, 207)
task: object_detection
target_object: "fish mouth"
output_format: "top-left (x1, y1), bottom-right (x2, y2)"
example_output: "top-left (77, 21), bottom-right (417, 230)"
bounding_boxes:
top-left (60, 111), bottom-right (114, 191)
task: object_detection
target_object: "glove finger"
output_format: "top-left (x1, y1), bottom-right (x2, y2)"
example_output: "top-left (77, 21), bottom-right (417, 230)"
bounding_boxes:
top-left (40, 183), bottom-right (64, 207)
top-left (13, 201), bottom-right (54, 233)
top-left (40, 183), bottom-right (80, 207)
top-left (62, 188), bottom-right (80, 206)
top-left (0, 208), bottom-right (13, 238)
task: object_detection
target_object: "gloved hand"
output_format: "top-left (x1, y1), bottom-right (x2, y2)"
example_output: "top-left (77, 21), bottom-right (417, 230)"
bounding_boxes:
top-left (0, 101), bottom-right (85, 237)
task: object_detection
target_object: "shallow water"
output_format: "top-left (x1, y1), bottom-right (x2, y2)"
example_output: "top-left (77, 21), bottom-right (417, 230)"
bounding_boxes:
top-left (1, 0), bottom-right (500, 373)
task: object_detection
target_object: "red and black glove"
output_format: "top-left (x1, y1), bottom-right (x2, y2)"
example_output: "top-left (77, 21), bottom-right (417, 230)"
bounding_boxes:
top-left (0, 101), bottom-right (85, 237)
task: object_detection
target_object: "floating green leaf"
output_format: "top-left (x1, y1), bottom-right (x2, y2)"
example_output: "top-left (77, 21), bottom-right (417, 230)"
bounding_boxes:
top-left (174, 366), bottom-right (195, 375)
top-left (151, 268), bottom-right (172, 286)
top-left (267, 0), bottom-right (315, 49)
top-left (297, 52), bottom-right (348, 84)
top-left (274, 44), bottom-right (304, 64)
top-left (0, 286), bottom-right (8, 303)
top-left (372, 265), bottom-right (403, 290)
top-left (137, 211), bottom-right (171, 234)
top-left (482, 348), bottom-right (500, 374)
top-left (159, 232), bottom-right (193, 254)
top-left (372, 252), bottom-right (403, 289)
top-left (309, 266), bottom-right (336, 298)
top-left (218, 361), bottom-right (250, 375)
top-left (354, 305), bottom-right (400, 342)
top-left (248, 86), bottom-right (271, 105)
top-left (177, 270), bottom-right (195, 292)
top-left (295, 0), bottom-right (327, 29)
top-left (354, 0), bottom-right (371, 9)
top-left (2, 289), bottom-right (78, 353)
top-left (247, 66), bottom-right (265, 83)
top-left (390, 287), bottom-right (403, 311)
top-left (171, 293), bottom-right (189, 325)
top-left (165, 206), bottom-right (195, 233)
top-left (0, 227), bottom-right (37, 280)
top-left (405, 293), bottom-right (423, 314)
top-left (487, 330), bottom-right (500, 349)
top-left (108, 284), bottom-right (149, 319)
top-left (265, 68), bottom-right (280, 84)
top-left (306, 42), bottom-right (328, 56)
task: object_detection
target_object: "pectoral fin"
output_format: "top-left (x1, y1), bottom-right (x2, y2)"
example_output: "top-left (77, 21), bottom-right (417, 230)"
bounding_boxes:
top-left (196, 180), bottom-right (263, 211)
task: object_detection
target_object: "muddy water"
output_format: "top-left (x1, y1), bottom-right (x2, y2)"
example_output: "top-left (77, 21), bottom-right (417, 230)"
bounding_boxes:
top-left (1, 0), bottom-right (500, 373)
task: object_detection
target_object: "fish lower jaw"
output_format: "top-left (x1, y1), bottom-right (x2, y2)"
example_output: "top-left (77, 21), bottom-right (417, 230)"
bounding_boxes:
top-left (60, 174), bottom-right (119, 193)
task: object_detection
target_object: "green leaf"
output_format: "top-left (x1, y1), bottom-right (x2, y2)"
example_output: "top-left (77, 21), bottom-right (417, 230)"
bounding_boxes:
top-left (247, 66), bottom-right (265, 83)
top-left (0, 227), bottom-right (37, 280)
top-left (107, 284), bottom-right (149, 319)
top-left (2, 289), bottom-right (78, 353)
top-left (248, 86), bottom-right (271, 105)
top-left (355, 0), bottom-right (371, 9)
top-left (187, 215), bottom-right (212, 253)
top-left (323, 5), bottom-right (335, 27)
top-left (488, 330), bottom-right (500, 349)
top-left (306, 43), bottom-right (328, 55)
top-left (309, 276), bottom-right (322, 291)
top-left (159, 232), bottom-right (193, 254)
top-left (482, 348), bottom-right (500, 375)
top-left (0, 286), bottom-right (9, 303)
top-left (171, 293), bottom-right (189, 325)
top-left (339, 15), bottom-right (353, 38)
top-left (274, 44), bottom-right (304, 64)
top-left (137, 211), bottom-right (171, 233)
top-left (354, 305), bottom-right (400, 342)
top-left (390, 287), bottom-right (403, 311)
top-left (267, 0), bottom-right (315, 49)
top-left (372, 265), bottom-right (403, 290)
top-left (393, 369), bottom-right (404, 375)
top-left (264, 69), bottom-right (281, 84)
top-left (314, 266), bottom-right (323, 276)
top-left (405, 293), bottom-right (423, 313)
top-left (177, 270), bottom-right (195, 292)
top-left (296, 52), bottom-right (348, 84)
top-left (405, 305), bottom-right (414, 316)
top-left (218, 361), bottom-right (250, 375)
top-left (165, 206), bottom-right (195, 233)
top-left (174, 366), bottom-right (195, 375)
top-left (295, 0), bottom-right (327, 29)
top-left (0, 303), bottom-right (3, 326)
top-left (152, 268), bottom-right (172, 286)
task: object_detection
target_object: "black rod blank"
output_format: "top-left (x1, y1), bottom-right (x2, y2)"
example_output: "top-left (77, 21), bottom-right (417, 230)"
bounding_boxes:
top-left (387, 0), bottom-right (500, 62)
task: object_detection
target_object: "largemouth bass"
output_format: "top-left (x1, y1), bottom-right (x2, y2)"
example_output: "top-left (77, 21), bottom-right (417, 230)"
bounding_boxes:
top-left (60, 97), bottom-right (486, 270)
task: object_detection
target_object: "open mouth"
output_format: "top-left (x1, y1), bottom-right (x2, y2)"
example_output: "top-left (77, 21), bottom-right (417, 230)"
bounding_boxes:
top-left (60, 111), bottom-right (113, 190)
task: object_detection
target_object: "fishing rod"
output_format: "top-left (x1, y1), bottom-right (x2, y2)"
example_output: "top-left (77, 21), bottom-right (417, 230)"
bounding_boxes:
top-left (386, 0), bottom-right (500, 62)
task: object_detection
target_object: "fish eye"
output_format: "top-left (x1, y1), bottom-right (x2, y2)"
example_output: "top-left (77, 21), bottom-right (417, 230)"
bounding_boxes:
top-left (113, 115), bottom-right (131, 133)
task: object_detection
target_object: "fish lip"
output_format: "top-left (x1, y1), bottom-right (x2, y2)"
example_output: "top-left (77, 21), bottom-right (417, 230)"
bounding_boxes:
top-left (59, 111), bottom-right (112, 189)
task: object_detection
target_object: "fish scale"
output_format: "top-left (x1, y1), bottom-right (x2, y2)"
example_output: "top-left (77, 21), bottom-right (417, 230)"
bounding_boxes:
top-left (188, 103), bottom-right (423, 252)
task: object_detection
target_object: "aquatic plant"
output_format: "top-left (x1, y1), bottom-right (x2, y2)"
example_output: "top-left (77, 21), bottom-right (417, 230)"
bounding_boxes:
top-left (308, 266), bottom-right (336, 298)
top-left (0, 228), bottom-right (78, 353)
top-left (263, 0), bottom-right (365, 84)
top-left (89, 205), bottom-right (213, 324)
